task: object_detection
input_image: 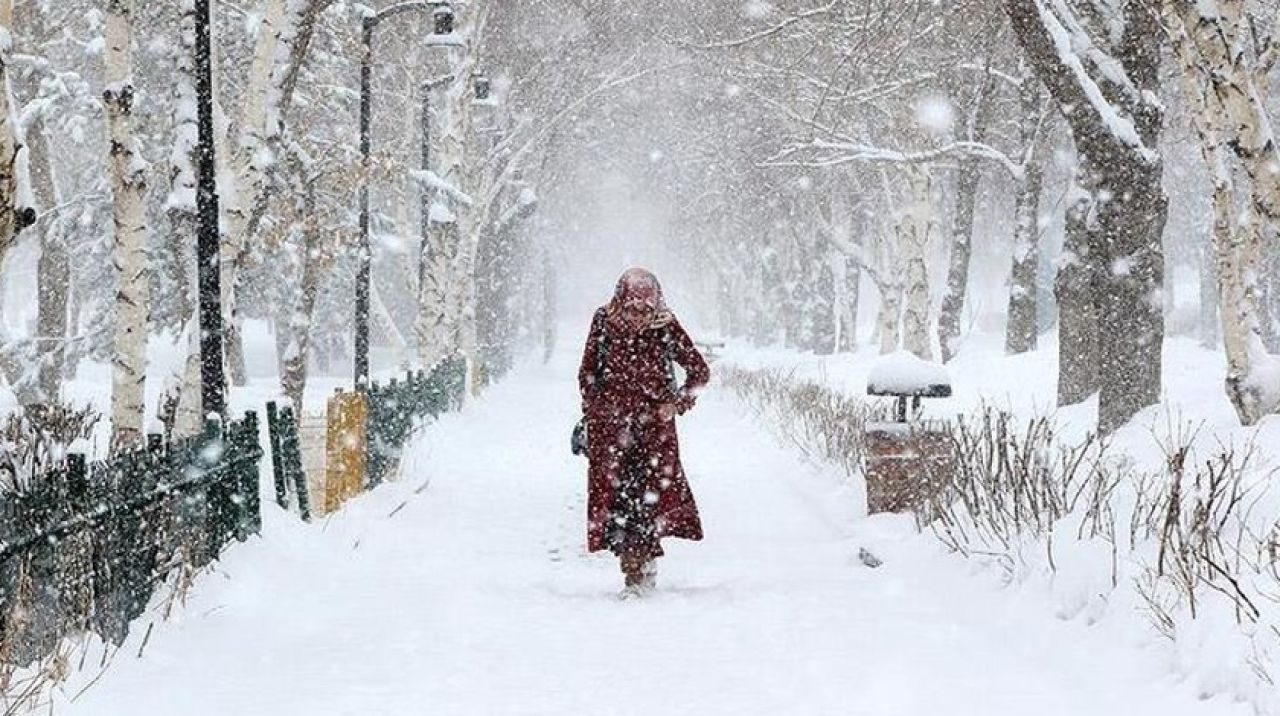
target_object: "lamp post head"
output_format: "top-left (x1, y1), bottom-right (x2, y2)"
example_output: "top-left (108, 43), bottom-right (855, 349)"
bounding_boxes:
top-left (474, 73), bottom-right (491, 101)
top-left (433, 4), bottom-right (455, 35)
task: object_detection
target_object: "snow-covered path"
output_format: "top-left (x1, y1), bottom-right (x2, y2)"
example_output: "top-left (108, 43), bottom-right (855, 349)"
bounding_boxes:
top-left (59, 354), bottom-right (1246, 716)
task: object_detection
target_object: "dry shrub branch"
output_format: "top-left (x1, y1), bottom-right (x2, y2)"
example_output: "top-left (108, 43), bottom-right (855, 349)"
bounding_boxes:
top-left (721, 364), bottom-right (1280, 688)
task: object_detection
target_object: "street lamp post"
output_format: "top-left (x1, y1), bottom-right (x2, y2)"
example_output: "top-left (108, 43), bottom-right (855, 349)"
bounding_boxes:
top-left (355, 1), bottom-right (456, 389)
top-left (195, 0), bottom-right (225, 417)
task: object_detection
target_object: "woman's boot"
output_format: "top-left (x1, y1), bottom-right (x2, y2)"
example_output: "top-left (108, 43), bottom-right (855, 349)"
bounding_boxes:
top-left (619, 552), bottom-right (646, 597)
top-left (640, 559), bottom-right (657, 591)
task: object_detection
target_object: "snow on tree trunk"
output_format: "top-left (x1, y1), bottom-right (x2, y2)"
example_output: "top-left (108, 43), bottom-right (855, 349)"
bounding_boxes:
top-left (0, 6), bottom-right (39, 403)
top-left (420, 6), bottom-right (489, 382)
top-left (218, 0), bottom-right (284, 387)
top-left (1005, 78), bottom-right (1048, 355)
top-left (899, 166), bottom-right (933, 361)
top-left (867, 223), bottom-right (904, 356)
top-left (1163, 0), bottom-right (1280, 423)
top-left (1005, 0), bottom-right (1167, 434)
top-left (220, 0), bottom-right (331, 386)
top-left (104, 0), bottom-right (150, 450)
top-left (164, 0), bottom-right (204, 439)
top-left (282, 182), bottom-right (320, 411)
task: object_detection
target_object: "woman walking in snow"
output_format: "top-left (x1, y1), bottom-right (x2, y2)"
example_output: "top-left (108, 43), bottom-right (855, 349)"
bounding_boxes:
top-left (578, 268), bottom-right (711, 596)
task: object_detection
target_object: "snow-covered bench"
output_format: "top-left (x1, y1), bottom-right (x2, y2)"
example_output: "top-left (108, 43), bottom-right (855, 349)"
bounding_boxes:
top-left (866, 351), bottom-right (953, 422)
top-left (863, 352), bottom-right (954, 514)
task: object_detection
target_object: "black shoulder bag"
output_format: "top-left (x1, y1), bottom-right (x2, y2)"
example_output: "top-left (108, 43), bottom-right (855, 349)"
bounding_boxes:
top-left (571, 317), bottom-right (609, 456)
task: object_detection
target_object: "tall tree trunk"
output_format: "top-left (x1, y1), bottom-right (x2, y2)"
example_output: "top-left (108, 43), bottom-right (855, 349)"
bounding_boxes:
top-left (105, 0), bottom-right (150, 450)
top-left (219, 0), bottom-right (285, 387)
top-left (1055, 184), bottom-right (1098, 405)
top-left (421, 6), bottom-right (488, 386)
top-left (900, 166), bottom-right (933, 360)
top-left (165, 0), bottom-right (204, 439)
top-left (1091, 160), bottom-right (1167, 435)
top-left (1005, 79), bottom-right (1048, 355)
top-left (282, 183), bottom-right (320, 411)
top-left (1006, 0), bottom-right (1166, 433)
top-left (29, 117), bottom-right (67, 405)
top-left (937, 74), bottom-right (996, 363)
top-left (220, 0), bottom-right (333, 386)
top-left (1164, 0), bottom-right (1280, 423)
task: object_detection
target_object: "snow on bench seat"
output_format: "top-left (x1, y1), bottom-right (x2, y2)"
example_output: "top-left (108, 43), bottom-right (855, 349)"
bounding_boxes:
top-left (866, 350), bottom-right (952, 398)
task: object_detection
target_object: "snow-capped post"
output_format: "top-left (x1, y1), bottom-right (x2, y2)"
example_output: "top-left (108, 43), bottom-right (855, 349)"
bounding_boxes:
top-left (103, 0), bottom-right (150, 451)
top-left (195, 0), bottom-right (226, 419)
top-left (355, 0), bottom-right (459, 390)
top-left (864, 352), bottom-right (954, 514)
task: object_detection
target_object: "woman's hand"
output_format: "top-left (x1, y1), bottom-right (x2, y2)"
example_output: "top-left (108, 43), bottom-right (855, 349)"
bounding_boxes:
top-left (657, 402), bottom-right (678, 422)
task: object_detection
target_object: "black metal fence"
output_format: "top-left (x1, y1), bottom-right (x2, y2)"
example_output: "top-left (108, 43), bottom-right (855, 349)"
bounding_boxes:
top-left (366, 357), bottom-right (466, 486)
top-left (265, 356), bottom-right (467, 517)
top-left (0, 413), bottom-right (263, 667)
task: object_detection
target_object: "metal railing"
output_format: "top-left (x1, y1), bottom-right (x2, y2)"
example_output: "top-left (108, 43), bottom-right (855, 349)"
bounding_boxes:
top-left (0, 413), bottom-right (263, 666)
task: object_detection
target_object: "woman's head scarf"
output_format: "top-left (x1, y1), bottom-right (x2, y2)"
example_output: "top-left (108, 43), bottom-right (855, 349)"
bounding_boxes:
top-left (606, 267), bottom-right (673, 332)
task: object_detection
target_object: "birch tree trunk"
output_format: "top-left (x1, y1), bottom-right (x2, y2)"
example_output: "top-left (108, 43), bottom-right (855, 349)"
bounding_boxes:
top-left (900, 166), bottom-right (933, 361)
top-left (420, 6), bottom-right (488, 378)
top-left (868, 225), bottom-right (904, 356)
top-left (104, 0), bottom-right (150, 450)
top-left (0, 0), bottom-right (39, 402)
top-left (837, 193), bottom-right (862, 352)
top-left (167, 0), bottom-right (205, 439)
top-left (876, 274), bottom-right (903, 355)
top-left (1164, 0), bottom-right (1280, 423)
top-left (220, 0), bottom-right (333, 385)
top-left (219, 0), bottom-right (285, 386)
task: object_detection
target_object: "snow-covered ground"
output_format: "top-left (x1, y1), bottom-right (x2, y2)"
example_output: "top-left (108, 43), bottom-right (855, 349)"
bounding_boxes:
top-left (50, 346), bottom-right (1248, 715)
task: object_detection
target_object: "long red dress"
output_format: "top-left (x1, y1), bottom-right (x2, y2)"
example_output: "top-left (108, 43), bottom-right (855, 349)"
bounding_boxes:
top-left (578, 307), bottom-right (711, 554)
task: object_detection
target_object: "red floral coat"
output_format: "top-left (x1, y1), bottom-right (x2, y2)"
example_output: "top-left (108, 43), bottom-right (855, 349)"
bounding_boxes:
top-left (578, 308), bottom-right (711, 553)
